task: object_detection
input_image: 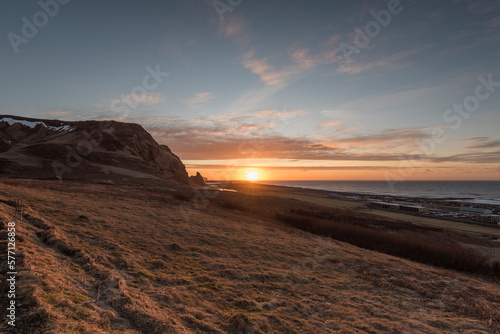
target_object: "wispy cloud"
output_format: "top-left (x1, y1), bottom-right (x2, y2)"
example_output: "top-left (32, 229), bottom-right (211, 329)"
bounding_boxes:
top-left (130, 92), bottom-right (165, 105)
top-left (430, 151), bottom-right (500, 164)
top-left (38, 109), bottom-right (80, 117)
top-left (318, 120), bottom-right (343, 128)
top-left (218, 16), bottom-right (251, 45)
top-left (324, 84), bottom-right (443, 118)
top-left (136, 116), bottom-right (434, 162)
top-left (186, 164), bottom-right (430, 171)
top-left (95, 92), bottom-right (165, 111)
top-left (185, 92), bottom-right (216, 109)
top-left (337, 48), bottom-right (423, 74)
top-left (291, 48), bottom-right (320, 71)
top-left (225, 85), bottom-right (282, 114)
top-left (241, 47), bottom-right (326, 88)
top-left (463, 137), bottom-right (500, 150)
top-left (251, 108), bottom-right (307, 119)
top-left (241, 50), bottom-right (294, 87)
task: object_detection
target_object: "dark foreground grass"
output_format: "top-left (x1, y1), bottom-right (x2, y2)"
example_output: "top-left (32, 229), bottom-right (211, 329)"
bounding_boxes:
top-left (276, 210), bottom-right (500, 278)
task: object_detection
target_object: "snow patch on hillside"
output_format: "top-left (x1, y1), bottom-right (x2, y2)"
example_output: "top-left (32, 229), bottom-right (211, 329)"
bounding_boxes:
top-left (0, 117), bottom-right (73, 132)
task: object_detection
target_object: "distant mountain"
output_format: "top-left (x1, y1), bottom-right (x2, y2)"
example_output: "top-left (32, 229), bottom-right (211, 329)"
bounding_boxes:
top-left (0, 115), bottom-right (190, 184)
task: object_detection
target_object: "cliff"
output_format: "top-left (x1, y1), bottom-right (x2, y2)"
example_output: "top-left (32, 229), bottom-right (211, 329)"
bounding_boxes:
top-left (0, 115), bottom-right (189, 184)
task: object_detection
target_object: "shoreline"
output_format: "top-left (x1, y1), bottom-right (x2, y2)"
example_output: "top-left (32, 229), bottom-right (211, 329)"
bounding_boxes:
top-left (217, 180), bottom-right (500, 208)
top-left (255, 180), bottom-right (500, 204)
top-left (216, 181), bottom-right (500, 238)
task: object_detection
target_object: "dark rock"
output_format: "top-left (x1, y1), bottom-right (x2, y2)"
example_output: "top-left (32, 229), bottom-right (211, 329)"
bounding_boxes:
top-left (189, 172), bottom-right (205, 186)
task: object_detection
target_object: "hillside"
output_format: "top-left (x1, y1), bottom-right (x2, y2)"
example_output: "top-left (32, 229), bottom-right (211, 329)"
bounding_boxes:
top-left (1, 179), bottom-right (499, 333)
top-left (0, 116), bottom-right (189, 184)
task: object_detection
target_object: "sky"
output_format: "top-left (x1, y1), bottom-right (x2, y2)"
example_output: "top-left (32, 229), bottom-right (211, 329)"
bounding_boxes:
top-left (1, 0), bottom-right (500, 181)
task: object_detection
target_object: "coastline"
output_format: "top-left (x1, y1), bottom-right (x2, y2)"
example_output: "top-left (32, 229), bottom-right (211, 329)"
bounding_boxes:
top-left (219, 181), bottom-right (500, 238)
top-left (225, 181), bottom-right (500, 208)
top-left (256, 180), bottom-right (500, 204)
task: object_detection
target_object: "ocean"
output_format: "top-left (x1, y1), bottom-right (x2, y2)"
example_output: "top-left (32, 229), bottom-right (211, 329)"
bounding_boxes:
top-left (259, 181), bottom-right (500, 205)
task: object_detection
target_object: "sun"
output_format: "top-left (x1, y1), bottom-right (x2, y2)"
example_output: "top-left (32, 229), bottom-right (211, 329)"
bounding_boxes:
top-left (245, 171), bottom-right (260, 181)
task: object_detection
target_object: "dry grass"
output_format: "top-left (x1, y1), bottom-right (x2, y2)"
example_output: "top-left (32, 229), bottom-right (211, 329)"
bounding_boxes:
top-left (275, 211), bottom-right (499, 277)
top-left (0, 179), bottom-right (499, 333)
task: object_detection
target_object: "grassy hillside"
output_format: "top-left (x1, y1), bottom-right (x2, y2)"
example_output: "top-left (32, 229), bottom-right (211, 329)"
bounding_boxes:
top-left (1, 179), bottom-right (499, 333)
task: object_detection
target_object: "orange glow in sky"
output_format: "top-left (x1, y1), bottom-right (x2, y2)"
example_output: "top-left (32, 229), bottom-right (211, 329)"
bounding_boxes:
top-left (245, 171), bottom-right (260, 181)
top-left (186, 162), bottom-right (500, 181)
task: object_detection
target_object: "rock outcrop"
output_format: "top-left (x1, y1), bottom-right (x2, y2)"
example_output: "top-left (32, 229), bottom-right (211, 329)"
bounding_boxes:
top-left (189, 172), bottom-right (206, 186)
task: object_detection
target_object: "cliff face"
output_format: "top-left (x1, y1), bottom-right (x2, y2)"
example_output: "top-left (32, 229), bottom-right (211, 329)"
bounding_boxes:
top-left (0, 115), bottom-right (189, 184)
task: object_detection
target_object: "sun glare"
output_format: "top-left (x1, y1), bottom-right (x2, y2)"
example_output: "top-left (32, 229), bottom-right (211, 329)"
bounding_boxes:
top-left (245, 171), bottom-right (260, 181)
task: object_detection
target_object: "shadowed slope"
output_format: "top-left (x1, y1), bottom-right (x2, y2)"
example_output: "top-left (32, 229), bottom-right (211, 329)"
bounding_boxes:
top-left (0, 115), bottom-right (189, 184)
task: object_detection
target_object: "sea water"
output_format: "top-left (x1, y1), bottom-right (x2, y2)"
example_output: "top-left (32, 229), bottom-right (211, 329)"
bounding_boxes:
top-left (259, 181), bottom-right (500, 205)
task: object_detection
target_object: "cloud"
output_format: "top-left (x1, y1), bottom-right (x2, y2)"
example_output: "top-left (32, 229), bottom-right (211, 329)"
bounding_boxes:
top-left (318, 120), bottom-right (343, 128)
top-left (38, 109), bottom-right (80, 117)
top-left (430, 151), bottom-right (500, 164)
top-left (241, 50), bottom-right (294, 87)
top-left (323, 34), bottom-right (342, 47)
top-left (186, 164), bottom-right (424, 171)
top-left (75, 112), bottom-right (498, 168)
top-left (337, 128), bottom-right (431, 144)
top-left (218, 16), bottom-right (251, 45)
top-left (327, 85), bottom-right (442, 119)
top-left (464, 137), bottom-right (489, 142)
top-left (291, 48), bottom-right (320, 71)
top-left (323, 127), bottom-right (442, 154)
top-left (37, 109), bottom-right (108, 122)
top-left (151, 125), bottom-right (425, 161)
top-left (138, 116), bottom-right (429, 162)
top-left (129, 92), bottom-right (164, 105)
top-left (225, 85), bottom-right (283, 114)
top-left (241, 47), bottom-right (325, 88)
top-left (463, 137), bottom-right (500, 150)
top-left (95, 92), bottom-right (165, 112)
top-left (316, 120), bottom-right (358, 135)
top-left (185, 92), bottom-right (216, 109)
top-left (251, 108), bottom-right (307, 119)
top-left (337, 48), bottom-right (423, 74)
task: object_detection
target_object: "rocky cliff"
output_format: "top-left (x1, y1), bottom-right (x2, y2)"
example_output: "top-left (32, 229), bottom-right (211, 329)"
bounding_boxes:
top-left (0, 115), bottom-right (190, 183)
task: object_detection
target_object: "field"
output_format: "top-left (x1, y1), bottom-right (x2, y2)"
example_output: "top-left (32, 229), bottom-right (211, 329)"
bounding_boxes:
top-left (1, 179), bottom-right (500, 333)
top-left (229, 182), bottom-right (500, 238)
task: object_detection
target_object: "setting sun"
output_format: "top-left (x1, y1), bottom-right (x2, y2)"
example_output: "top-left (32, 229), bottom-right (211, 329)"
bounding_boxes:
top-left (245, 171), bottom-right (260, 181)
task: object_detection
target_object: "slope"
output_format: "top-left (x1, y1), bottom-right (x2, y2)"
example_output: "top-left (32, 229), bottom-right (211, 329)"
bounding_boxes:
top-left (0, 179), bottom-right (499, 333)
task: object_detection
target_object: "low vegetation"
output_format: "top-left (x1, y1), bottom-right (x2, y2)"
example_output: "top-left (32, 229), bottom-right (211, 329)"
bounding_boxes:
top-left (0, 179), bottom-right (499, 333)
top-left (211, 190), bottom-right (500, 278)
top-left (275, 210), bottom-right (500, 278)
